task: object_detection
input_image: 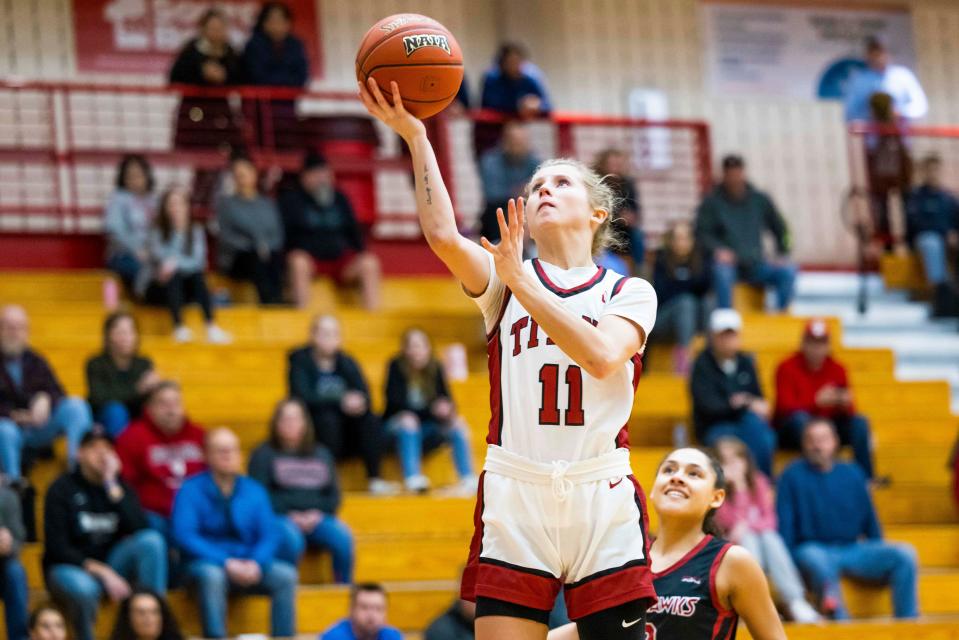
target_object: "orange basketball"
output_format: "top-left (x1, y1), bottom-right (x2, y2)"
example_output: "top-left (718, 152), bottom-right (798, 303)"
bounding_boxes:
top-left (356, 14), bottom-right (463, 120)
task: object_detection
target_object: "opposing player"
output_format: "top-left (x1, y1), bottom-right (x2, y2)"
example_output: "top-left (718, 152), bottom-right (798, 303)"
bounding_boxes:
top-left (360, 78), bottom-right (657, 640)
top-left (549, 447), bottom-right (787, 640)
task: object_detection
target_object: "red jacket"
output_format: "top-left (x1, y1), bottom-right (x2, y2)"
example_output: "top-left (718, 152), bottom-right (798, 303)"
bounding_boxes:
top-left (774, 352), bottom-right (855, 420)
top-left (116, 415), bottom-right (207, 517)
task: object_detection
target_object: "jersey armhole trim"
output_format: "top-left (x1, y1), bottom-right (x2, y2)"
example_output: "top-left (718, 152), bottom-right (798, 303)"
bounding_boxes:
top-left (609, 275), bottom-right (630, 299)
top-left (486, 288), bottom-right (513, 342)
top-left (709, 542), bottom-right (736, 616)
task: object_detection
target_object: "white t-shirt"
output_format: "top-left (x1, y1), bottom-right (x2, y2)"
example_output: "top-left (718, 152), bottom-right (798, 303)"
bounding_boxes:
top-left (470, 253), bottom-right (657, 462)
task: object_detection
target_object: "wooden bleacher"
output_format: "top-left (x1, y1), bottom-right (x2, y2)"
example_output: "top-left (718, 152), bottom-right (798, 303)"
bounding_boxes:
top-left (0, 271), bottom-right (958, 638)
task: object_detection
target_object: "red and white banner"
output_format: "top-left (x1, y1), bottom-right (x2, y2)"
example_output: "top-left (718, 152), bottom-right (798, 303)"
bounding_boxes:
top-left (73, 0), bottom-right (322, 77)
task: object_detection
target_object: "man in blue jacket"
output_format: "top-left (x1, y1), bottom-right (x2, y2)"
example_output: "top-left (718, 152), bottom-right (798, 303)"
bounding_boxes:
top-left (777, 418), bottom-right (918, 620)
top-left (172, 428), bottom-right (297, 638)
top-left (321, 583), bottom-right (402, 640)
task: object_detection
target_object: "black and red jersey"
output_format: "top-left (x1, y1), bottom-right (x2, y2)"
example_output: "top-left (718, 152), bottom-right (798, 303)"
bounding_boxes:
top-left (646, 535), bottom-right (738, 640)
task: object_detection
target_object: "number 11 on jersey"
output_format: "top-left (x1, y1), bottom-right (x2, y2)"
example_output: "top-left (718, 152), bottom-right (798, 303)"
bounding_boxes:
top-left (538, 364), bottom-right (585, 426)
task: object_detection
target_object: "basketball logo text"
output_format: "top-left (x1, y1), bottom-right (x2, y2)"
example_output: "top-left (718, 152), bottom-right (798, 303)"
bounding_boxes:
top-left (380, 15), bottom-right (422, 33)
top-left (403, 34), bottom-right (452, 57)
top-left (647, 596), bottom-right (700, 617)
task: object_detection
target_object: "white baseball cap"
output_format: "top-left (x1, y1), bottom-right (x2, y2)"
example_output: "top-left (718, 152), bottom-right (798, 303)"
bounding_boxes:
top-left (709, 308), bottom-right (742, 334)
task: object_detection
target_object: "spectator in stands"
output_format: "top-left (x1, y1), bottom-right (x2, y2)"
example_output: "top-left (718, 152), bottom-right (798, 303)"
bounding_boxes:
top-left (695, 155), bottom-right (795, 311)
top-left (0, 483), bottom-right (28, 640)
top-left (321, 583), bottom-right (402, 640)
top-left (105, 155), bottom-right (156, 293)
top-left (480, 42), bottom-right (551, 117)
top-left (864, 91), bottom-right (913, 253)
top-left (478, 122), bottom-right (541, 243)
top-left (280, 151), bottom-right (381, 310)
top-left (28, 605), bottom-right (68, 640)
top-left (689, 309), bottom-right (775, 475)
top-left (172, 428), bottom-right (296, 639)
top-left (774, 318), bottom-right (876, 480)
top-left (169, 9), bottom-right (243, 151)
top-left (0, 305), bottom-right (93, 480)
top-left (143, 187), bottom-right (231, 344)
top-left (713, 437), bottom-right (821, 623)
top-left (86, 312), bottom-right (159, 438)
top-left (778, 418), bottom-right (919, 619)
top-left (44, 428), bottom-right (167, 640)
top-left (953, 434), bottom-right (959, 513)
top-left (116, 381), bottom-right (206, 541)
top-left (243, 2), bottom-right (310, 149)
top-left (424, 593), bottom-right (474, 640)
top-left (215, 155), bottom-right (285, 305)
top-left (593, 149), bottom-right (643, 274)
top-left (384, 328), bottom-right (475, 494)
top-left (249, 398), bottom-right (354, 583)
top-left (651, 220), bottom-right (712, 375)
top-left (288, 315), bottom-right (394, 494)
top-left (844, 36), bottom-right (928, 124)
top-left (108, 590), bottom-right (183, 640)
top-left (907, 154), bottom-right (959, 317)
top-left (243, 2), bottom-right (308, 86)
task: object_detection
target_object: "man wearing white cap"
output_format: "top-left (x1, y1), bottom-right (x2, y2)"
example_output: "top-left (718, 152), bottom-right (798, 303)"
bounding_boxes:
top-left (690, 309), bottom-right (775, 475)
top-left (774, 318), bottom-right (876, 480)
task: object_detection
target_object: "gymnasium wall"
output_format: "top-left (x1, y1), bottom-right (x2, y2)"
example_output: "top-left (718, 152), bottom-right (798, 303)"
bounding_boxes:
top-left (3, 0), bottom-right (959, 265)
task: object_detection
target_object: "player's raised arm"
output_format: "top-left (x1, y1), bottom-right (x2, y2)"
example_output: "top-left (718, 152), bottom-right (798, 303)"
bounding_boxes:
top-left (358, 78), bottom-right (491, 295)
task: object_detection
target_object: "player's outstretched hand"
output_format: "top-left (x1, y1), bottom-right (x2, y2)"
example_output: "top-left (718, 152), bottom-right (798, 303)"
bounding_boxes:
top-left (358, 78), bottom-right (426, 143)
top-left (481, 197), bottom-right (526, 288)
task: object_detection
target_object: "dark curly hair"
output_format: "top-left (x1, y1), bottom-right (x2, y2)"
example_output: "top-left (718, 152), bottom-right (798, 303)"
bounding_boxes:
top-left (254, 2), bottom-right (293, 35)
top-left (115, 154), bottom-right (155, 193)
top-left (108, 590), bottom-right (184, 640)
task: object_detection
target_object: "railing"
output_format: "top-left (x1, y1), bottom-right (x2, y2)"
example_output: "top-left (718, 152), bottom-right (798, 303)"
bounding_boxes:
top-left (0, 81), bottom-right (712, 242)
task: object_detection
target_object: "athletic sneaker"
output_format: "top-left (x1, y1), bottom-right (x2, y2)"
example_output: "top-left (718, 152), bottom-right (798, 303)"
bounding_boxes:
top-left (404, 474), bottom-right (431, 493)
top-left (368, 478), bottom-right (401, 496)
top-left (206, 324), bottom-right (232, 344)
top-left (788, 598), bottom-right (822, 624)
top-left (172, 325), bottom-right (193, 343)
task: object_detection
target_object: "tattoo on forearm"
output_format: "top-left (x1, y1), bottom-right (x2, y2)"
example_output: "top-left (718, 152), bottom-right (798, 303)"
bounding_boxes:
top-left (423, 165), bottom-right (433, 205)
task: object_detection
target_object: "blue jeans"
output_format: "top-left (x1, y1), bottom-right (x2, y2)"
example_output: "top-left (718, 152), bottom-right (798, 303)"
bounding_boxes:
top-left (793, 540), bottom-right (918, 619)
top-left (701, 411), bottom-right (777, 476)
top-left (96, 401), bottom-right (131, 439)
top-left (713, 260), bottom-right (798, 310)
top-left (46, 529), bottom-right (167, 640)
top-left (0, 397), bottom-right (92, 478)
top-left (1, 556), bottom-right (28, 640)
top-left (915, 231), bottom-right (947, 285)
top-left (106, 252), bottom-right (143, 291)
top-left (276, 514), bottom-right (354, 584)
top-left (778, 411), bottom-right (875, 478)
top-left (389, 417), bottom-right (474, 480)
top-left (654, 294), bottom-right (708, 347)
top-left (185, 560), bottom-right (297, 638)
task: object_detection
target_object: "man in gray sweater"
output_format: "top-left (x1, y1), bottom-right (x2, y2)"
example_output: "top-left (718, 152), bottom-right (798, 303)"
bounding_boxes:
top-left (695, 155), bottom-right (796, 310)
top-left (0, 484), bottom-right (28, 640)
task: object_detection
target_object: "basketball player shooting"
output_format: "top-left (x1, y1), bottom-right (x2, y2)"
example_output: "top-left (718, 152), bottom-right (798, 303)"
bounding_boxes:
top-left (359, 78), bottom-right (658, 640)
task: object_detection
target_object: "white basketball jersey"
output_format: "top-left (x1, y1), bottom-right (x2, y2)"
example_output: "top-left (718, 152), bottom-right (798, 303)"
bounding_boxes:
top-left (470, 254), bottom-right (657, 463)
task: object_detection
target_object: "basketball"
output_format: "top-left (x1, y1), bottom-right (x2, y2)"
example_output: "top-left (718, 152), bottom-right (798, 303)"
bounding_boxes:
top-left (355, 13), bottom-right (463, 119)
